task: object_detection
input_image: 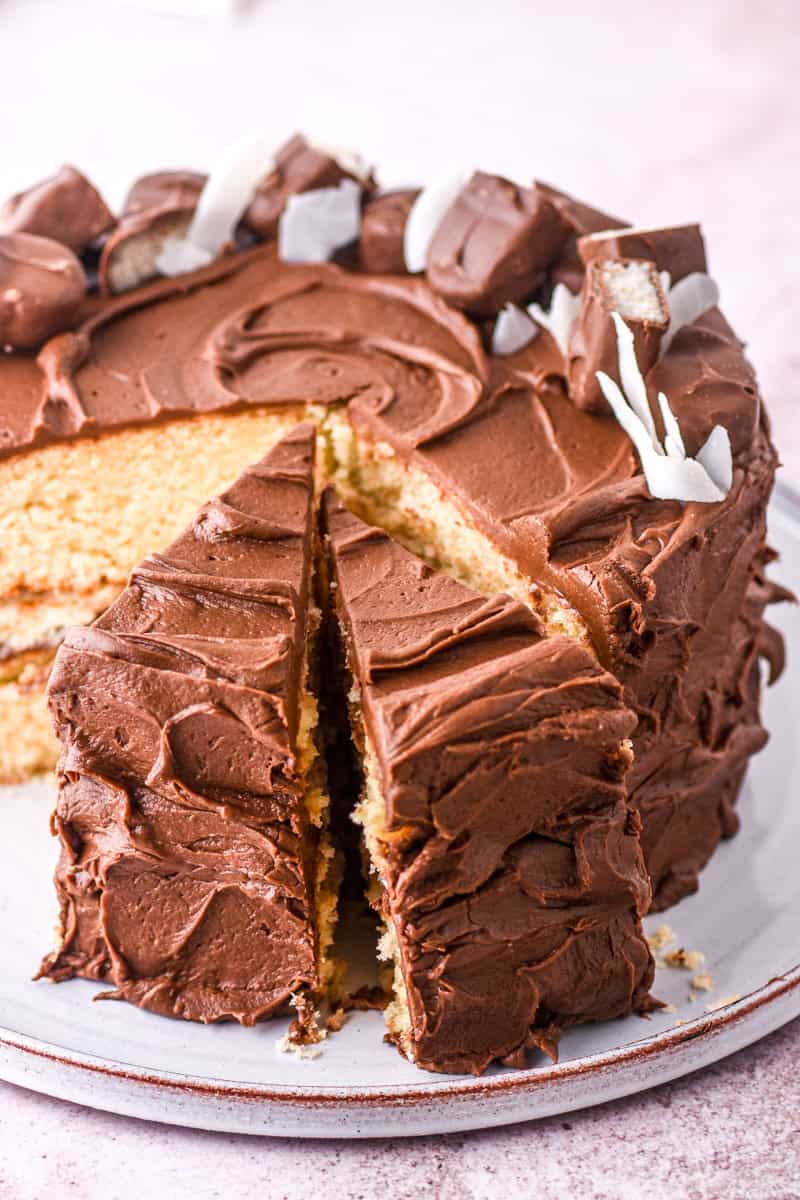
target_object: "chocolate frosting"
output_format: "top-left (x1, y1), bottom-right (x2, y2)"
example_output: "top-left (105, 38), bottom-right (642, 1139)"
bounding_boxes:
top-left (0, 233), bottom-right (86, 350)
top-left (2, 233), bottom-right (784, 907)
top-left (0, 165), bottom-right (114, 254)
top-left (39, 425), bottom-right (321, 1023)
top-left (325, 492), bottom-right (653, 1073)
top-left (426, 173), bottom-right (570, 315)
top-left (345, 304), bottom-right (783, 905)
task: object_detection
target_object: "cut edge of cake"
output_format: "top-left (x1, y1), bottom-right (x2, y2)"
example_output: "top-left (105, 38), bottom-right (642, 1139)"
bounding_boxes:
top-left (322, 409), bottom-right (591, 647)
top-left (39, 422), bottom-right (342, 1028)
top-left (322, 487), bottom-right (655, 1074)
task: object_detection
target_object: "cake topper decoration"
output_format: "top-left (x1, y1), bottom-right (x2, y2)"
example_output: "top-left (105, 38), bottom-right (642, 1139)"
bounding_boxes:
top-left (156, 134), bottom-right (275, 276)
top-left (491, 302), bottom-right (539, 356)
top-left (597, 312), bottom-right (732, 503)
top-left (403, 171), bottom-right (468, 274)
top-left (424, 174), bottom-right (571, 315)
top-left (567, 258), bottom-right (669, 412)
top-left (278, 179), bottom-right (362, 264)
top-left (660, 271), bottom-right (720, 354)
top-left (528, 283), bottom-right (582, 355)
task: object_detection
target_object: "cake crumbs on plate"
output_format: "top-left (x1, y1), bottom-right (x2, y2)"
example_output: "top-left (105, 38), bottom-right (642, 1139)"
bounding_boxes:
top-left (276, 993), bottom-right (328, 1060)
top-left (705, 993), bottom-right (742, 1013)
top-left (646, 923), bottom-right (675, 952)
top-left (325, 1006), bottom-right (348, 1033)
top-left (691, 971), bottom-right (713, 992)
top-left (664, 947), bottom-right (705, 971)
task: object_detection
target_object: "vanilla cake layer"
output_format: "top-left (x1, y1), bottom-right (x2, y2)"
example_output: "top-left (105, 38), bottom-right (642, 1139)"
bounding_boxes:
top-left (0, 407), bottom-right (307, 780)
top-left (0, 407), bottom-right (306, 598)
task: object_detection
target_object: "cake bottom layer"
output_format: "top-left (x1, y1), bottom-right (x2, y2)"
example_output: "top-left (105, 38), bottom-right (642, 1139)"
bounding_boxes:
top-left (0, 671), bottom-right (58, 783)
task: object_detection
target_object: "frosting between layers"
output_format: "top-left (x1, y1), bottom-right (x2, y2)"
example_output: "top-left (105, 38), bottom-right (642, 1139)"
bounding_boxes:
top-left (40, 425), bottom-right (323, 1023)
top-left (325, 492), bottom-right (653, 1074)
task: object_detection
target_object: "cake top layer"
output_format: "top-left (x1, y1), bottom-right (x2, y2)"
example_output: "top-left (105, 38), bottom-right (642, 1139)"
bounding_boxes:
top-left (48, 422), bottom-right (317, 807)
top-left (3, 139), bottom-right (777, 680)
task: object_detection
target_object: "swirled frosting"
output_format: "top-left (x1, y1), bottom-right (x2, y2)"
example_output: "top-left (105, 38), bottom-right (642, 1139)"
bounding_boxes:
top-left (5, 237), bottom-right (785, 907)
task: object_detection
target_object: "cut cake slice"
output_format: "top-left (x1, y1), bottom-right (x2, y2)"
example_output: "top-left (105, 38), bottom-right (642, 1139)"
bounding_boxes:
top-left (323, 490), bottom-right (654, 1074)
top-left (39, 423), bottom-right (339, 1025)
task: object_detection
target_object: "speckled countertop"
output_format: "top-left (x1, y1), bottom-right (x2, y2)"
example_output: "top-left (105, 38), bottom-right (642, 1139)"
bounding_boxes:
top-left (2, 1020), bottom-right (798, 1199)
top-left (1, 0), bottom-right (798, 1195)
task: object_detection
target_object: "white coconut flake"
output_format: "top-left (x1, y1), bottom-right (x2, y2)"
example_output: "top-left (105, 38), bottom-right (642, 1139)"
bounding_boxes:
top-left (612, 312), bottom-right (658, 443)
top-left (658, 391), bottom-right (686, 459)
top-left (277, 179), bottom-right (362, 264)
top-left (696, 423), bottom-right (733, 492)
top-left (596, 315), bottom-right (731, 504)
top-left (491, 303), bottom-right (538, 356)
top-left (661, 271), bottom-right (720, 354)
top-left (403, 170), bottom-right (468, 273)
top-left (156, 133), bottom-right (274, 276)
top-left (528, 284), bottom-right (581, 356)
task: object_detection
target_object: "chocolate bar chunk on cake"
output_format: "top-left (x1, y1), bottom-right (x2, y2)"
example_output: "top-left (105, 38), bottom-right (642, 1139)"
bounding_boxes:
top-left (324, 491), bottom-right (653, 1074)
top-left (39, 424), bottom-right (338, 1024)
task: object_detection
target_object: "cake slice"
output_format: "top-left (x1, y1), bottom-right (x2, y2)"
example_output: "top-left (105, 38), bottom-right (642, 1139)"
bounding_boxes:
top-left (323, 490), bottom-right (653, 1075)
top-left (39, 424), bottom-right (339, 1026)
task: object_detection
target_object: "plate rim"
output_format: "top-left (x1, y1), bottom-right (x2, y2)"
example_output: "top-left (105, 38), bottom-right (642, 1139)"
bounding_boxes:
top-left (2, 480), bottom-right (798, 1114)
top-left (2, 965), bottom-right (799, 1106)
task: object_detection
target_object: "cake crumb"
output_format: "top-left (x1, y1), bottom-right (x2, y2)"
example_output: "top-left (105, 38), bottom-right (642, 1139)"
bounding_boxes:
top-left (646, 924), bottom-right (675, 951)
top-left (705, 993), bottom-right (741, 1013)
top-left (660, 1002), bottom-right (676, 1013)
top-left (664, 947), bottom-right (705, 971)
top-left (325, 1006), bottom-right (347, 1032)
top-left (691, 971), bottom-right (713, 992)
top-left (276, 992), bottom-right (328, 1060)
top-left (275, 1035), bottom-right (324, 1061)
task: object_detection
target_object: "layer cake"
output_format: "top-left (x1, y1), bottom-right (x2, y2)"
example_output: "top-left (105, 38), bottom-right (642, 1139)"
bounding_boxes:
top-left (0, 136), bottom-right (786, 1072)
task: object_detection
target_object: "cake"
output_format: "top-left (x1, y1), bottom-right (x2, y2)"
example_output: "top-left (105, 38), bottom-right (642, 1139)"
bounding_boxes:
top-left (39, 424), bottom-right (340, 1025)
top-left (323, 491), bottom-right (652, 1073)
top-left (0, 133), bottom-right (785, 1072)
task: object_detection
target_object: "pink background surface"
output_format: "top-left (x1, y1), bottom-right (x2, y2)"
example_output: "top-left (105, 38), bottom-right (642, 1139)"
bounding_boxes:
top-left (1, 0), bottom-right (798, 1195)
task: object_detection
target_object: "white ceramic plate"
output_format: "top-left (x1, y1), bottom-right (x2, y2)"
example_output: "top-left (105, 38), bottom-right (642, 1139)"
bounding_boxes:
top-left (2, 486), bottom-right (799, 1139)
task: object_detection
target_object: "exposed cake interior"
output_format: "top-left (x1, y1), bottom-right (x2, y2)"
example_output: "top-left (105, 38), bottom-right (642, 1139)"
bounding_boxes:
top-left (323, 489), bottom-right (653, 1073)
top-left (41, 424), bottom-right (341, 1024)
top-left (347, 690), bottom-right (413, 1053)
top-left (0, 407), bottom-right (307, 781)
top-left (322, 410), bottom-right (590, 647)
